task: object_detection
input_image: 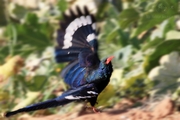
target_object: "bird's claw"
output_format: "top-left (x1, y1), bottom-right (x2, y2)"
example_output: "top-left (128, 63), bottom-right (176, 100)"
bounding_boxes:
top-left (85, 106), bottom-right (101, 113)
top-left (92, 107), bottom-right (101, 113)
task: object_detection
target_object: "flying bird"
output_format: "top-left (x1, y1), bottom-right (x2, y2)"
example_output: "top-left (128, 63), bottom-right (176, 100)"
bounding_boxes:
top-left (5, 6), bottom-right (113, 117)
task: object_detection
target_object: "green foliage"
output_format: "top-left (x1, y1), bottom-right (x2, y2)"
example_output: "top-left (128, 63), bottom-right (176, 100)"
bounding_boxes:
top-left (0, 0), bottom-right (7, 26)
top-left (119, 8), bottom-right (139, 29)
top-left (144, 40), bottom-right (180, 73)
top-left (134, 0), bottom-right (179, 36)
top-left (7, 13), bottom-right (53, 55)
top-left (15, 75), bottom-right (48, 92)
top-left (12, 4), bottom-right (28, 19)
top-left (98, 0), bottom-right (180, 101)
top-left (57, 0), bottom-right (68, 12)
top-left (148, 52), bottom-right (180, 96)
top-left (120, 78), bottom-right (153, 99)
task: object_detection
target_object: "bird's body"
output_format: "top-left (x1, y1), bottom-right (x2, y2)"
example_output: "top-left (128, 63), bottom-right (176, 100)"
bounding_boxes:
top-left (5, 6), bottom-right (113, 117)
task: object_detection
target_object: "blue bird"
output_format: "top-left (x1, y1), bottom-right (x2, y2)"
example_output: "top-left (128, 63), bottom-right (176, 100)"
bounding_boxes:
top-left (5, 6), bottom-right (113, 117)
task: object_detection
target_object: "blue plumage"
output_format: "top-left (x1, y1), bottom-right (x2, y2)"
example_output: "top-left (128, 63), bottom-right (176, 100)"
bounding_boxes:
top-left (64, 62), bottom-right (86, 88)
top-left (5, 6), bottom-right (113, 117)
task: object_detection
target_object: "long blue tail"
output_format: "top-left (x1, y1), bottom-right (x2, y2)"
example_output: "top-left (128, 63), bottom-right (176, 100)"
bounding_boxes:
top-left (5, 83), bottom-right (98, 117)
top-left (5, 96), bottom-right (72, 117)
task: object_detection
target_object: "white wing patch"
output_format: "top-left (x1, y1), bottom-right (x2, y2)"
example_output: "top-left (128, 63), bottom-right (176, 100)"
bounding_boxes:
top-left (92, 23), bottom-right (96, 30)
top-left (64, 90), bottom-right (98, 100)
top-left (87, 91), bottom-right (98, 95)
top-left (86, 16), bottom-right (92, 24)
top-left (62, 15), bottom-right (96, 49)
top-left (63, 33), bottom-right (73, 49)
top-left (65, 95), bottom-right (92, 100)
top-left (86, 33), bottom-right (96, 42)
top-left (74, 18), bottom-right (83, 28)
top-left (80, 16), bottom-right (87, 26)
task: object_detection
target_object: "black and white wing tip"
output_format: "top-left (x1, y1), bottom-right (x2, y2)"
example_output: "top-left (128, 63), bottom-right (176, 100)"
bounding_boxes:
top-left (55, 6), bottom-right (99, 63)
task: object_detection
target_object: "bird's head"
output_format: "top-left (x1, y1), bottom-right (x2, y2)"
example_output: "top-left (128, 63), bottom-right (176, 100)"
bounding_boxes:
top-left (99, 56), bottom-right (114, 75)
top-left (101, 56), bottom-right (114, 65)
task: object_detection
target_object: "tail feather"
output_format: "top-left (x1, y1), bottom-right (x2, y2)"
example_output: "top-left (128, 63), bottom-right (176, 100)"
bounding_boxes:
top-left (5, 97), bottom-right (71, 117)
top-left (5, 83), bottom-right (98, 117)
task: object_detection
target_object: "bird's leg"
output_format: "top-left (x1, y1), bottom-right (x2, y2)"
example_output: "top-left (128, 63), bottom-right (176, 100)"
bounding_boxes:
top-left (92, 107), bottom-right (101, 113)
top-left (85, 106), bottom-right (101, 113)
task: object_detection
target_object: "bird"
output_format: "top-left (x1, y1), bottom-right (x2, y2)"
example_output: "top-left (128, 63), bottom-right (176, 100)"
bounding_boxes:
top-left (4, 6), bottom-right (114, 117)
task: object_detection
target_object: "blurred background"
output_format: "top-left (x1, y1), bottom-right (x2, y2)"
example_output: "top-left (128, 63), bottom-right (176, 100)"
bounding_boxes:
top-left (0, 0), bottom-right (180, 119)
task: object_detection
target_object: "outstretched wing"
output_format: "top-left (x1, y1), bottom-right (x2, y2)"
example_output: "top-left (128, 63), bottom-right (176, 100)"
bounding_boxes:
top-left (55, 6), bottom-right (100, 88)
top-left (5, 83), bottom-right (98, 117)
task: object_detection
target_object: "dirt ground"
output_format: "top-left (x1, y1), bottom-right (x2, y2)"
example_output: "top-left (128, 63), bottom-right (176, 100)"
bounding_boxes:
top-left (13, 98), bottom-right (180, 120)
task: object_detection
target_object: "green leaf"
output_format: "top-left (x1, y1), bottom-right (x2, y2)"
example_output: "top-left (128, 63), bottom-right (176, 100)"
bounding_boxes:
top-left (106, 27), bottom-right (119, 43)
top-left (129, 37), bottom-right (141, 49)
top-left (144, 39), bottom-right (180, 73)
top-left (9, 13), bottom-right (53, 54)
top-left (163, 17), bottom-right (176, 37)
top-left (134, 0), bottom-right (179, 36)
top-left (119, 8), bottom-right (139, 29)
top-left (0, 46), bottom-right (9, 63)
top-left (12, 4), bottom-right (28, 20)
top-left (100, 18), bottom-right (120, 43)
top-left (166, 30), bottom-right (180, 40)
top-left (148, 52), bottom-right (180, 95)
top-left (142, 38), bottom-right (164, 51)
top-left (17, 24), bottom-right (50, 47)
top-left (97, 2), bottom-right (120, 21)
top-left (114, 45), bottom-right (133, 68)
top-left (96, 2), bottom-right (110, 20)
top-left (117, 29), bottom-right (130, 46)
top-left (25, 12), bottom-right (39, 26)
top-left (0, 0), bottom-right (7, 26)
top-left (57, 0), bottom-right (68, 12)
top-left (26, 75), bottom-right (48, 91)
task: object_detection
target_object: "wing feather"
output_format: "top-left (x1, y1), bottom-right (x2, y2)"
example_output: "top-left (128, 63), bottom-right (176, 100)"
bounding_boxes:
top-left (55, 6), bottom-right (100, 88)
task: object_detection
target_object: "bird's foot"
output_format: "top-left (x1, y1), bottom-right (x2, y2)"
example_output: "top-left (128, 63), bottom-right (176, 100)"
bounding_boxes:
top-left (92, 107), bottom-right (101, 113)
top-left (85, 106), bottom-right (101, 113)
